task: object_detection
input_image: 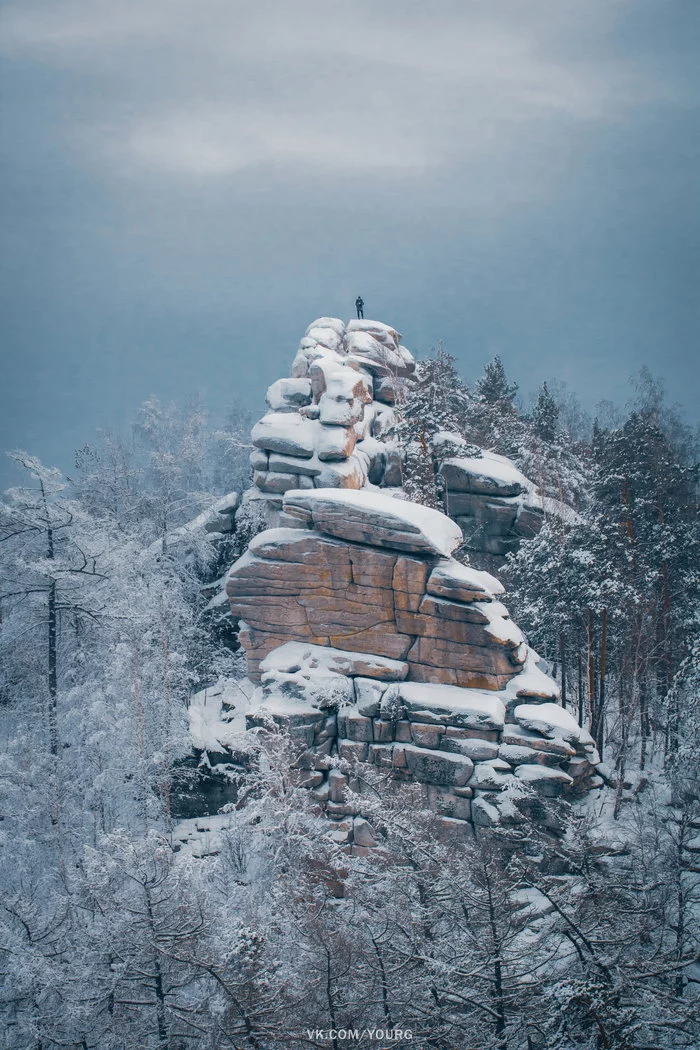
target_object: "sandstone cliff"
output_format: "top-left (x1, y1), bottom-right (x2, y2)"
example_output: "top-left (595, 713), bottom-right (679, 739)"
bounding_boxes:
top-left (226, 487), bottom-right (605, 841)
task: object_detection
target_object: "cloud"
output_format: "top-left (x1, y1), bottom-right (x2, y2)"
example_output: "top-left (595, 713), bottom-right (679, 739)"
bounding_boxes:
top-left (2, 0), bottom-right (687, 184)
top-left (117, 108), bottom-right (436, 176)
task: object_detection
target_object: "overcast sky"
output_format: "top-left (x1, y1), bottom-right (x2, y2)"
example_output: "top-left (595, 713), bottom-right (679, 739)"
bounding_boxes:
top-left (1, 0), bottom-right (698, 487)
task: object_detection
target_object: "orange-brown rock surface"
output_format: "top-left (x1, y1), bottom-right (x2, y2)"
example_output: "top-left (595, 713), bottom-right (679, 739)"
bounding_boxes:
top-left (227, 489), bottom-right (530, 688)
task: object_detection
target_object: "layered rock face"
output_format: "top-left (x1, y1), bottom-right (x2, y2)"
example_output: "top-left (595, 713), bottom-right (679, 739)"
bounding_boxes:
top-left (226, 489), bottom-right (604, 838)
top-left (243, 316), bottom-right (550, 565)
top-left (228, 489), bottom-right (525, 688)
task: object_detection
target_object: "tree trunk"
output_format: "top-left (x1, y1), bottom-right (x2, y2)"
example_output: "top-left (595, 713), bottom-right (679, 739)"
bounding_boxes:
top-left (144, 887), bottom-right (169, 1049)
top-left (47, 577), bottom-right (58, 756)
top-left (325, 946), bottom-right (339, 1050)
top-left (559, 631), bottom-right (567, 710)
top-left (613, 667), bottom-right (629, 820)
top-left (40, 481), bottom-right (59, 756)
top-left (675, 820), bottom-right (686, 998)
top-left (587, 610), bottom-right (596, 731)
top-left (596, 609), bottom-right (607, 759)
top-left (639, 676), bottom-right (649, 772)
top-left (486, 879), bottom-right (507, 1049)
top-left (371, 934), bottom-right (394, 1029)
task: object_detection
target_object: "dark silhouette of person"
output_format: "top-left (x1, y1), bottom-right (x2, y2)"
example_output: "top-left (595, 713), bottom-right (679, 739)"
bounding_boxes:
top-left (355, 296), bottom-right (364, 319)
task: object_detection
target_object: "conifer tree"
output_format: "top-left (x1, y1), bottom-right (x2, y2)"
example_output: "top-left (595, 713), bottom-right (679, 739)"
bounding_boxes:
top-left (532, 381), bottom-right (560, 442)
top-left (475, 355), bottom-right (518, 407)
top-left (395, 346), bottom-right (470, 509)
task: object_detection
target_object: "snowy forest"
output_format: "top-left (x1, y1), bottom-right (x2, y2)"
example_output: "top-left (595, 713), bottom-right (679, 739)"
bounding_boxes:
top-left (1, 345), bottom-right (699, 1050)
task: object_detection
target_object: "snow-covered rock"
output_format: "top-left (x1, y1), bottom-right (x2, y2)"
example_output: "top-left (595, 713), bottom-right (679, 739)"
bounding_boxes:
top-left (266, 377), bottom-right (313, 413)
top-left (440, 450), bottom-right (528, 496)
top-left (227, 493), bottom-right (525, 687)
top-left (260, 641), bottom-right (409, 683)
top-left (218, 474), bottom-right (602, 834)
top-left (396, 683), bottom-right (506, 732)
top-left (514, 702), bottom-right (582, 744)
top-left (403, 745), bottom-right (474, 787)
top-left (247, 318), bottom-right (416, 520)
top-left (188, 679), bottom-right (251, 752)
top-left (244, 315), bottom-right (562, 568)
top-left (252, 412), bottom-right (317, 458)
top-left (202, 315), bottom-right (602, 837)
top-left (283, 488), bottom-right (463, 557)
top-left (514, 763), bottom-right (574, 797)
top-left (426, 559), bottom-right (504, 603)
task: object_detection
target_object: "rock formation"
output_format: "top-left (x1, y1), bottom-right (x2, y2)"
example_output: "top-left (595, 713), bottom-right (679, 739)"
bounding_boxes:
top-left (249, 317), bottom-right (406, 505)
top-left (242, 316), bottom-right (550, 568)
top-left (437, 438), bottom-right (547, 563)
top-left (226, 487), bottom-right (605, 841)
top-left (228, 489), bottom-right (524, 687)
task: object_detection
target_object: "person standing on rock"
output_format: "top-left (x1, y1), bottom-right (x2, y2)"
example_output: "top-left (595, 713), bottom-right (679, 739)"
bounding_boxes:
top-left (355, 295), bottom-right (364, 319)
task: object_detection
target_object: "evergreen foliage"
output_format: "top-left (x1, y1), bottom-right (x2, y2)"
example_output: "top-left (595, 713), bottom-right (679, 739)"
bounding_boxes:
top-left (475, 354), bottom-right (519, 407)
top-left (532, 381), bottom-right (560, 442)
top-left (394, 346), bottom-right (470, 509)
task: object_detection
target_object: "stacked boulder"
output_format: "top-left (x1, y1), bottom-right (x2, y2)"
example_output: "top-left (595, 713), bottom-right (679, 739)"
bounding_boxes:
top-left (437, 437), bottom-right (545, 563)
top-left (248, 318), bottom-right (410, 522)
top-left (243, 316), bottom-right (553, 565)
top-left (226, 488), bottom-right (605, 839)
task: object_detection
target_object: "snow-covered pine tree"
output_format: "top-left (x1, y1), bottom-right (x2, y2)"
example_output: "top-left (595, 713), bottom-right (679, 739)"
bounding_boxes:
top-left (463, 354), bottom-right (527, 457)
top-left (395, 345), bottom-right (470, 509)
top-left (475, 354), bottom-right (518, 406)
top-left (591, 400), bottom-right (698, 761)
top-left (532, 380), bottom-right (560, 442)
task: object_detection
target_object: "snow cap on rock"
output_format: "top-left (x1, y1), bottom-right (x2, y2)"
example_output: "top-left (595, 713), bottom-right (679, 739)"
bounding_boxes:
top-left (283, 487), bottom-right (463, 558)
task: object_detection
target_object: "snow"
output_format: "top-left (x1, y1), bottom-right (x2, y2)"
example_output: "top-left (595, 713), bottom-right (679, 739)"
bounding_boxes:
top-left (346, 318), bottom-right (401, 343)
top-left (511, 887), bottom-right (556, 918)
top-left (254, 694), bottom-right (322, 718)
top-left (315, 455), bottom-right (369, 489)
top-left (515, 763), bottom-right (574, 785)
top-left (260, 641), bottom-right (409, 681)
top-left (478, 606), bottom-right (525, 647)
top-left (188, 679), bottom-right (253, 751)
top-left (398, 682), bottom-right (506, 730)
top-left (145, 491), bottom-right (238, 555)
top-left (245, 528), bottom-right (308, 557)
top-left (283, 487), bottom-right (463, 557)
top-left (428, 559), bottom-right (505, 598)
top-left (514, 702), bottom-right (581, 744)
top-left (304, 326), bottom-right (344, 352)
top-left (432, 430), bottom-right (470, 450)
top-left (172, 813), bottom-right (238, 858)
top-left (346, 331), bottom-right (387, 355)
top-left (251, 412), bottom-right (317, 458)
top-left (304, 316), bottom-right (345, 336)
top-left (204, 586), bottom-right (229, 612)
top-left (469, 762), bottom-right (513, 790)
top-left (542, 495), bottom-right (584, 525)
top-left (266, 377), bottom-right (313, 412)
top-left (503, 649), bottom-right (560, 701)
top-left (443, 449), bottom-right (531, 492)
top-left (213, 491), bottom-right (240, 515)
top-left (324, 365), bottom-right (373, 403)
